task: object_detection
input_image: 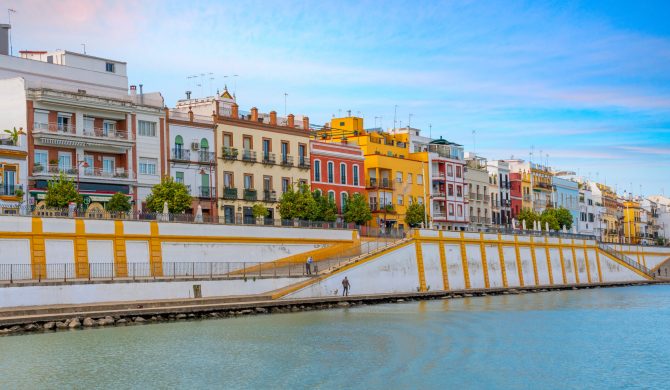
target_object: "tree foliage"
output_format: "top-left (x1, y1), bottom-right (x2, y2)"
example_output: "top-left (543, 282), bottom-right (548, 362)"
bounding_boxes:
top-left (278, 183), bottom-right (317, 220)
top-left (405, 202), bottom-right (425, 228)
top-left (313, 191), bottom-right (338, 222)
top-left (45, 172), bottom-right (82, 208)
top-left (3, 127), bottom-right (22, 145)
top-left (517, 208), bottom-right (540, 229)
top-left (542, 207), bottom-right (573, 230)
top-left (252, 203), bottom-right (269, 219)
top-left (145, 177), bottom-right (192, 213)
top-left (107, 192), bottom-right (132, 212)
top-left (343, 193), bottom-right (372, 225)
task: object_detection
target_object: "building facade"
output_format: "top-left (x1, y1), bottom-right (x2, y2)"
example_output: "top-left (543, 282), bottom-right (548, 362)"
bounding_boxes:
top-left (552, 176), bottom-right (579, 226)
top-left (309, 140), bottom-right (365, 215)
top-left (487, 160), bottom-right (511, 225)
top-left (465, 154), bottom-right (491, 230)
top-left (0, 77), bottom-right (28, 211)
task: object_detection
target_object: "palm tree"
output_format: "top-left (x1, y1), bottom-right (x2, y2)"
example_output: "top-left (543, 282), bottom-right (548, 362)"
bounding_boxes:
top-left (3, 127), bottom-right (24, 145)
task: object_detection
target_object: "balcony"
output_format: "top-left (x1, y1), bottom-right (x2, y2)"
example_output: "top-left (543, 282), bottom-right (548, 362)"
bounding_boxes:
top-left (433, 189), bottom-right (446, 198)
top-left (221, 147), bottom-right (238, 161)
top-left (241, 150), bottom-right (256, 163)
top-left (32, 122), bottom-right (134, 148)
top-left (433, 213), bottom-right (447, 220)
top-left (0, 184), bottom-right (23, 196)
top-left (491, 200), bottom-right (500, 208)
top-left (432, 172), bottom-right (446, 180)
top-left (371, 203), bottom-right (395, 213)
top-left (222, 187), bottom-right (238, 200)
top-left (198, 186), bottom-right (215, 199)
top-left (243, 189), bottom-right (257, 201)
top-left (263, 190), bottom-right (277, 202)
top-left (280, 155), bottom-right (294, 167)
top-left (261, 152), bottom-right (276, 165)
top-left (367, 178), bottom-right (393, 190)
top-left (171, 148), bottom-right (191, 162)
top-left (32, 164), bottom-right (135, 181)
top-left (298, 156), bottom-right (310, 169)
top-left (82, 127), bottom-right (131, 141)
top-left (198, 151), bottom-right (215, 164)
top-left (523, 195), bottom-right (532, 202)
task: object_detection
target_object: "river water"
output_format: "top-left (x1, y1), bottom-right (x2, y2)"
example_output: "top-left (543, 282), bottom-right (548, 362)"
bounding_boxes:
top-left (1, 285), bottom-right (669, 389)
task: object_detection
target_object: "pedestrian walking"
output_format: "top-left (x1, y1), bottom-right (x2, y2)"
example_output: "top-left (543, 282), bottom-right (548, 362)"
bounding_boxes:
top-left (306, 256), bottom-right (313, 275)
top-left (342, 276), bottom-right (350, 296)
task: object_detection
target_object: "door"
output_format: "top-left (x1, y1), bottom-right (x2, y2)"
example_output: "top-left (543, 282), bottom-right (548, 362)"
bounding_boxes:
top-left (102, 157), bottom-right (115, 176)
top-left (84, 155), bottom-right (94, 176)
top-left (243, 206), bottom-right (254, 224)
top-left (3, 170), bottom-right (15, 195)
top-left (223, 206), bottom-right (234, 224)
top-left (298, 144), bottom-right (306, 166)
top-left (201, 173), bottom-right (210, 197)
top-left (58, 152), bottom-right (72, 172)
top-left (262, 139), bottom-right (270, 160)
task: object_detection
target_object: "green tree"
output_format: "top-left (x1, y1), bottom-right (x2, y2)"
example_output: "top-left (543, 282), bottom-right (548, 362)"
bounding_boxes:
top-left (278, 185), bottom-right (298, 219)
top-left (405, 202), bottom-right (426, 228)
top-left (294, 183), bottom-right (318, 220)
top-left (145, 177), bottom-right (192, 213)
top-left (252, 203), bottom-right (269, 219)
top-left (343, 193), bottom-right (372, 225)
top-left (45, 172), bottom-right (82, 208)
top-left (313, 191), bottom-right (337, 222)
top-left (541, 207), bottom-right (573, 230)
top-left (517, 208), bottom-right (540, 229)
top-left (540, 211), bottom-right (560, 231)
top-left (107, 192), bottom-right (132, 212)
top-left (3, 127), bottom-right (22, 145)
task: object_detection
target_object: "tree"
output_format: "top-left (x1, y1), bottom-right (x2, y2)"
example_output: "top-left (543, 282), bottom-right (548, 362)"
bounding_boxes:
top-left (517, 208), bottom-right (540, 229)
top-left (252, 203), bottom-right (269, 219)
top-left (541, 207), bottom-right (573, 230)
top-left (145, 177), bottom-right (192, 213)
top-left (277, 185), bottom-right (298, 219)
top-left (107, 192), bottom-right (131, 212)
top-left (313, 191), bottom-right (337, 222)
top-left (405, 202), bottom-right (425, 228)
top-left (278, 183), bottom-right (317, 220)
top-left (3, 127), bottom-right (22, 145)
top-left (540, 211), bottom-right (560, 231)
top-left (343, 193), bottom-right (372, 225)
top-left (45, 172), bottom-right (82, 208)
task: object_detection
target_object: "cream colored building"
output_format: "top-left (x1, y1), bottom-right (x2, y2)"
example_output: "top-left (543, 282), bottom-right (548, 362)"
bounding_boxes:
top-left (216, 105), bottom-right (310, 223)
top-left (464, 153), bottom-right (491, 230)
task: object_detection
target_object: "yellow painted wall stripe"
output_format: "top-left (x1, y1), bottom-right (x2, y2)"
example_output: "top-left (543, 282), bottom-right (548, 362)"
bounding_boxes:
top-left (544, 236), bottom-right (553, 285)
top-left (598, 250), bottom-right (653, 280)
top-left (149, 222), bottom-right (163, 277)
top-left (558, 238), bottom-right (567, 284)
top-left (514, 235), bottom-right (524, 287)
top-left (30, 218), bottom-right (46, 279)
top-left (479, 232), bottom-right (490, 289)
top-left (571, 239), bottom-right (580, 284)
top-left (497, 233), bottom-right (508, 288)
top-left (438, 232), bottom-right (449, 290)
top-left (583, 241), bottom-right (592, 283)
top-left (74, 220), bottom-right (89, 278)
top-left (114, 221), bottom-right (128, 277)
top-left (595, 247), bottom-right (603, 283)
top-left (459, 232), bottom-right (471, 289)
top-left (529, 236), bottom-right (539, 286)
top-left (414, 234), bottom-right (427, 292)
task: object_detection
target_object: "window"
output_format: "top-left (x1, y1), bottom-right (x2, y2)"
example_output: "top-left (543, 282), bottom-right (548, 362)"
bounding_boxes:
top-left (34, 150), bottom-right (48, 169)
top-left (298, 144), bottom-right (306, 166)
top-left (417, 174), bottom-right (423, 185)
top-left (58, 152), bottom-right (72, 170)
top-left (200, 138), bottom-right (209, 152)
top-left (281, 141), bottom-right (289, 162)
top-left (244, 174), bottom-right (253, 189)
top-left (417, 197), bottom-right (423, 205)
top-left (447, 165), bottom-right (453, 176)
top-left (84, 117), bottom-right (94, 133)
top-left (175, 172), bottom-right (184, 184)
top-left (328, 191), bottom-right (335, 203)
top-left (340, 163), bottom-right (347, 184)
top-left (57, 115), bottom-right (71, 132)
top-left (282, 178), bottom-right (290, 193)
top-left (263, 176), bottom-right (272, 191)
top-left (456, 166), bottom-right (462, 178)
top-left (457, 205), bottom-right (463, 217)
top-left (353, 165), bottom-right (359, 186)
top-left (449, 204), bottom-right (454, 216)
top-left (397, 195), bottom-right (403, 206)
top-left (243, 135), bottom-right (252, 150)
top-left (102, 157), bottom-right (115, 174)
top-left (105, 62), bottom-right (115, 73)
top-left (448, 184), bottom-right (454, 196)
top-left (262, 138), bottom-right (271, 157)
top-left (138, 121), bottom-right (156, 137)
top-left (407, 173), bottom-right (412, 184)
top-left (396, 171), bottom-right (403, 183)
top-left (139, 158), bottom-right (157, 175)
top-left (175, 135), bottom-right (184, 148)
top-left (224, 172), bottom-right (234, 188)
top-left (314, 160), bottom-right (321, 182)
top-left (223, 133), bottom-right (233, 147)
top-left (456, 185), bottom-right (462, 197)
top-left (327, 162), bottom-right (334, 183)
top-left (103, 121), bottom-right (116, 136)
top-left (341, 192), bottom-right (348, 212)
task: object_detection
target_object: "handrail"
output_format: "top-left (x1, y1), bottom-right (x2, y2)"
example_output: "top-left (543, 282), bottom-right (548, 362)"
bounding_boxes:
top-left (597, 242), bottom-right (653, 276)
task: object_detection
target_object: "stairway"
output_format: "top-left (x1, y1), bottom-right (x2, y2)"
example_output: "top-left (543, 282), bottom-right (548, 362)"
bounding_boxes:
top-left (597, 243), bottom-right (655, 279)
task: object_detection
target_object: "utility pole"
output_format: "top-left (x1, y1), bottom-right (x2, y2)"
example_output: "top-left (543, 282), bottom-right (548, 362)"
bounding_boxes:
top-left (81, 43), bottom-right (86, 54)
top-left (284, 93), bottom-right (288, 116)
top-left (393, 105), bottom-right (398, 131)
top-left (408, 113), bottom-right (413, 128)
top-left (8, 9), bottom-right (15, 56)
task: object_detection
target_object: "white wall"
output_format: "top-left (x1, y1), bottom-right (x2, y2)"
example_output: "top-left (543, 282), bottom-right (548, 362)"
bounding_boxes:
top-left (135, 112), bottom-right (163, 207)
top-left (161, 242), bottom-right (325, 263)
top-left (421, 243), bottom-right (443, 291)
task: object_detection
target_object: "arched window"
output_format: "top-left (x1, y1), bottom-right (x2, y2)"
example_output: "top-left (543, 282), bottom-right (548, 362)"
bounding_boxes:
top-left (340, 192), bottom-right (348, 213)
top-left (327, 162), bottom-right (334, 183)
top-left (314, 160), bottom-right (321, 182)
top-left (175, 135), bottom-right (183, 147)
top-left (353, 165), bottom-right (359, 186)
top-left (174, 135), bottom-right (184, 159)
top-left (328, 190), bottom-right (335, 203)
top-left (200, 138), bottom-right (209, 151)
top-left (340, 163), bottom-right (347, 185)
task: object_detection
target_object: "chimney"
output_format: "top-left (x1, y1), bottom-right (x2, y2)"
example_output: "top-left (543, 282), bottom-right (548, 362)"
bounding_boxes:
top-left (130, 85), bottom-right (137, 97)
top-left (186, 90), bottom-right (192, 99)
top-left (0, 24), bottom-right (9, 56)
top-left (231, 103), bottom-right (239, 119)
top-left (251, 107), bottom-right (258, 122)
top-left (287, 114), bottom-right (295, 128)
top-left (269, 111), bottom-right (277, 126)
top-left (302, 116), bottom-right (309, 131)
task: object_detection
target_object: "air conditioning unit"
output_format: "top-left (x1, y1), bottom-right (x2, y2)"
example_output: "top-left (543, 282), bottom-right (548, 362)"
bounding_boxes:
top-left (191, 142), bottom-right (200, 150)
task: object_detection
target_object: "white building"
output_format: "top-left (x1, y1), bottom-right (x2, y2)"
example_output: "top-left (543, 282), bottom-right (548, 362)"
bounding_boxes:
top-left (487, 160), bottom-right (511, 226)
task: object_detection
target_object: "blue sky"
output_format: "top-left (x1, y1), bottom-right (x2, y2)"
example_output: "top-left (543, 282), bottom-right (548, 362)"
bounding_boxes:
top-left (7, 0), bottom-right (670, 195)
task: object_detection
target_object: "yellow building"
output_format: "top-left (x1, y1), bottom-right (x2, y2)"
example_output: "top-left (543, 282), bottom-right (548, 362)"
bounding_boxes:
top-left (622, 200), bottom-right (642, 244)
top-left (520, 170), bottom-right (532, 211)
top-left (320, 116), bottom-right (428, 230)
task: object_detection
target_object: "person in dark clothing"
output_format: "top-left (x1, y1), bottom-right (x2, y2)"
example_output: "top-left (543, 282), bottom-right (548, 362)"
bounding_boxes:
top-left (342, 277), bottom-right (351, 296)
top-left (305, 257), bottom-right (313, 275)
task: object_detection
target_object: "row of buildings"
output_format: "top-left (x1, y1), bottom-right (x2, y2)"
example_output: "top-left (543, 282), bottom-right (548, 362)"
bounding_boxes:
top-left (0, 29), bottom-right (667, 244)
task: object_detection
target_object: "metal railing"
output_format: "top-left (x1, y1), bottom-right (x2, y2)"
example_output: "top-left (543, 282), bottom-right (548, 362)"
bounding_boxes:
top-left (222, 187), bottom-right (238, 200)
top-left (221, 147), bottom-right (238, 160)
top-left (171, 148), bottom-right (191, 161)
top-left (298, 157), bottom-right (310, 169)
top-left (597, 243), bottom-right (653, 277)
top-left (242, 150), bottom-right (256, 162)
top-left (263, 190), bottom-right (277, 202)
top-left (261, 152), bottom-right (276, 164)
top-left (243, 189), bottom-right (257, 201)
top-left (280, 155), bottom-right (293, 166)
top-left (198, 186), bottom-right (216, 198)
top-left (32, 165), bottom-right (135, 180)
top-left (198, 151), bottom-right (215, 163)
top-left (0, 184), bottom-right (22, 196)
top-left (367, 178), bottom-right (393, 190)
top-left (33, 122), bottom-right (133, 140)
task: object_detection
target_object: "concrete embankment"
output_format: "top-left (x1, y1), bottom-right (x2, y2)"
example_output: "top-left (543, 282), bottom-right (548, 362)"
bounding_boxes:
top-left (0, 280), bottom-right (661, 336)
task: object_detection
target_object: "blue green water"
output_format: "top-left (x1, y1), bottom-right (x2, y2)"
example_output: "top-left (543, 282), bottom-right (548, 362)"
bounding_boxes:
top-left (1, 285), bottom-right (669, 389)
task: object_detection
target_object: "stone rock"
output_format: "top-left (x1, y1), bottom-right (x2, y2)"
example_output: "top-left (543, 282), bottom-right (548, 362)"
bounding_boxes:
top-left (209, 312), bottom-right (219, 318)
top-left (188, 313), bottom-right (195, 318)
top-left (133, 316), bottom-right (145, 323)
top-left (255, 307), bottom-right (268, 313)
top-left (68, 319), bottom-right (81, 328)
top-left (397, 299), bottom-right (405, 302)
top-left (83, 318), bottom-right (96, 327)
top-left (116, 319), bottom-right (128, 325)
top-left (23, 324), bottom-right (39, 332)
top-left (290, 307), bottom-right (300, 312)
top-left (337, 302), bottom-right (350, 307)
top-left (9, 325), bottom-right (22, 333)
top-left (0, 328), bottom-right (10, 335)
top-left (175, 314), bottom-right (187, 320)
top-left (43, 322), bottom-right (56, 330)
top-left (464, 294), bottom-right (474, 297)
top-left (55, 322), bottom-right (67, 329)
top-left (240, 309), bottom-right (253, 315)
top-left (98, 317), bottom-right (114, 326)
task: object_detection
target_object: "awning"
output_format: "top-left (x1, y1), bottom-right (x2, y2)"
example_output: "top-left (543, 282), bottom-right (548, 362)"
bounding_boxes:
top-left (0, 200), bottom-right (20, 208)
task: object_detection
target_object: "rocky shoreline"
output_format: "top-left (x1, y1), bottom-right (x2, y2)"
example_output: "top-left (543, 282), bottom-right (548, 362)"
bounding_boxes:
top-left (0, 281), bottom-right (659, 336)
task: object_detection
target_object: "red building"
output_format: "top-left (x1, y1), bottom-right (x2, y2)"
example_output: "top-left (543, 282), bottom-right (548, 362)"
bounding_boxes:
top-left (509, 172), bottom-right (523, 218)
top-left (310, 140), bottom-right (365, 214)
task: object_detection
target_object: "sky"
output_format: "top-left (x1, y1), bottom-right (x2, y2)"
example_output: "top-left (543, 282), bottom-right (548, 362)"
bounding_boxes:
top-left (4, 0), bottom-right (670, 195)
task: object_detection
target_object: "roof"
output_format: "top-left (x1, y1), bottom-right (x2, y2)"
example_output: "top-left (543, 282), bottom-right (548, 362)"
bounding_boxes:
top-left (429, 137), bottom-right (462, 147)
